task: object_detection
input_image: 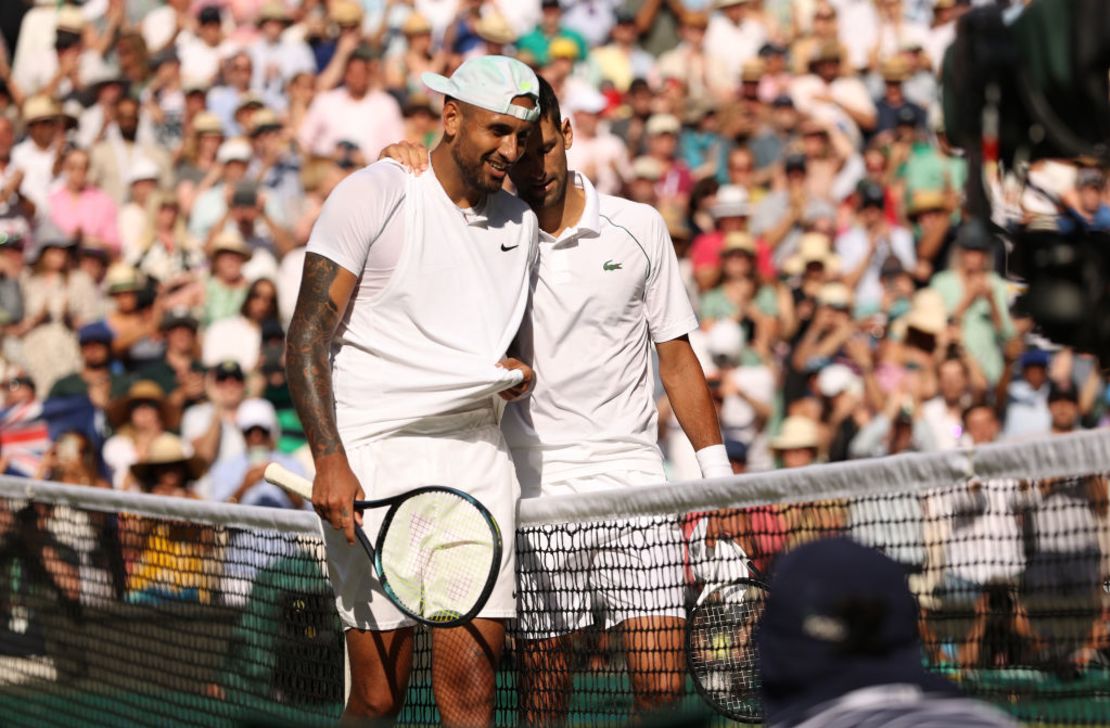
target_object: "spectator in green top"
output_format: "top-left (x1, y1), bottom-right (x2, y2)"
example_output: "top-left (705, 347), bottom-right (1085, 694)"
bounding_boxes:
top-left (928, 232), bottom-right (1014, 386)
top-left (202, 230), bottom-right (251, 326)
top-left (516, 0), bottom-right (590, 67)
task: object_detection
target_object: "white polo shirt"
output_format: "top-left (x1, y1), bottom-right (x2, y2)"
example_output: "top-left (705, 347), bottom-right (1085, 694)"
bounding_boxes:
top-left (307, 160), bottom-right (539, 446)
top-left (503, 173), bottom-right (699, 492)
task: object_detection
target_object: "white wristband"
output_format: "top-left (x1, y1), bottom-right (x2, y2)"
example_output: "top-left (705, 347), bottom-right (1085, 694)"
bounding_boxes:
top-left (695, 444), bottom-right (733, 479)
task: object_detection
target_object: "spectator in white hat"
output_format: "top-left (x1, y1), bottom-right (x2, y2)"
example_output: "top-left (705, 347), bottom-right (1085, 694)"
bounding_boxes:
top-left (209, 397), bottom-right (308, 507)
top-left (562, 86), bottom-right (628, 196)
top-left (188, 137), bottom-right (284, 241)
top-left (117, 156), bottom-right (162, 262)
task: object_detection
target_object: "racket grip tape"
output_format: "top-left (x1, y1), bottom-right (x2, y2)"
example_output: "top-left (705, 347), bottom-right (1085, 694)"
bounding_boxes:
top-left (263, 462), bottom-right (314, 499)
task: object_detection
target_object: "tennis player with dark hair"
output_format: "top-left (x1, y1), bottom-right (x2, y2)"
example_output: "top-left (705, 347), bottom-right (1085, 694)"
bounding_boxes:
top-left (285, 56), bottom-right (540, 726)
top-left (383, 75), bottom-right (730, 723)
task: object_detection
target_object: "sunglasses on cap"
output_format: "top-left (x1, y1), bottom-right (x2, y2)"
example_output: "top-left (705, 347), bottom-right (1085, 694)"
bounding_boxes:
top-left (6, 376), bottom-right (32, 390)
top-left (243, 425), bottom-right (271, 437)
top-left (215, 370), bottom-right (244, 383)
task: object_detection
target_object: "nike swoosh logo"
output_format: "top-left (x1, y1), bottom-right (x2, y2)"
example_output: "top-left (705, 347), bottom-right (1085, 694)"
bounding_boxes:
top-left (501, 244), bottom-right (519, 252)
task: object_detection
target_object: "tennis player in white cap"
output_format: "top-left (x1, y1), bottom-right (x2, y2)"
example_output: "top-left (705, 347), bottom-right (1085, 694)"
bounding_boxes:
top-left (381, 75), bottom-right (732, 723)
top-left (285, 55), bottom-right (541, 726)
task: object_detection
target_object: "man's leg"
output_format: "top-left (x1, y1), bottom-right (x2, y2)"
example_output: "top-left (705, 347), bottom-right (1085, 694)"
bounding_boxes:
top-left (519, 634), bottom-right (576, 727)
top-left (431, 617), bottom-right (505, 728)
top-left (621, 616), bottom-right (686, 715)
top-left (343, 627), bottom-right (415, 722)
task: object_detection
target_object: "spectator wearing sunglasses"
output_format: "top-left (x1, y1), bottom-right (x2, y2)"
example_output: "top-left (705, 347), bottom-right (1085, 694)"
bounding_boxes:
top-left (209, 398), bottom-right (306, 508)
top-left (180, 359), bottom-right (248, 498)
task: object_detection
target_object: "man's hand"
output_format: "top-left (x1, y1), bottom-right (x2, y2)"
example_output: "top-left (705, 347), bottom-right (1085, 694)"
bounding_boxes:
top-left (314, 459), bottom-right (365, 545)
top-left (379, 141), bottom-right (430, 173)
top-left (496, 357), bottom-right (534, 401)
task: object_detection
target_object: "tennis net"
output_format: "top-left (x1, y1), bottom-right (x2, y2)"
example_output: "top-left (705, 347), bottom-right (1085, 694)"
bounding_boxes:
top-left (0, 430), bottom-right (1107, 726)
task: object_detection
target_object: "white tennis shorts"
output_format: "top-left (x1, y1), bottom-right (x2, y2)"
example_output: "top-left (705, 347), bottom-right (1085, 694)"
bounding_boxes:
top-left (322, 406), bottom-right (519, 631)
top-left (516, 468), bottom-right (686, 639)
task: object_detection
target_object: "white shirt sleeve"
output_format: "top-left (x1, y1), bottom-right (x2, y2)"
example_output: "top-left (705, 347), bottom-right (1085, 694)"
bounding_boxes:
top-left (305, 160), bottom-right (408, 276)
top-left (643, 207), bottom-right (699, 344)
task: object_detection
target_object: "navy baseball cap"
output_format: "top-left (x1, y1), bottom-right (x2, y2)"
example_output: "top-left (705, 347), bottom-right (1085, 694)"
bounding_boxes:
top-left (757, 538), bottom-right (956, 725)
top-left (78, 321), bottom-right (114, 346)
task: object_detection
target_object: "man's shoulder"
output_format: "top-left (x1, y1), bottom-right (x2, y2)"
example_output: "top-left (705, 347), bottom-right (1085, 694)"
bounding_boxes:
top-left (596, 194), bottom-right (662, 232)
top-left (324, 160), bottom-right (409, 205)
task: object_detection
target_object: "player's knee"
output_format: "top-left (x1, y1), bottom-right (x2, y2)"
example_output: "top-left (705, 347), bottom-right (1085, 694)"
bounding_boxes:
top-left (346, 683), bottom-right (404, 719)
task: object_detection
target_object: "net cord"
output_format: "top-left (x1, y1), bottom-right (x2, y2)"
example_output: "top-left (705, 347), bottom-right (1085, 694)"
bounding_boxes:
top-left (2, 429), bottom-right (1107, 533)
top-left (518, 428), bottom-right (1110, 526)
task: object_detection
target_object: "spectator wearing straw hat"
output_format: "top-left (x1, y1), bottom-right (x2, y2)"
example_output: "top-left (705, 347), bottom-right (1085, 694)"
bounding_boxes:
top-left (385, 13), bottom-right (448, 98)
top-left (102, 263), bottom-right (160, 367)
top-left (874, 56), bottom-right (925, 138)
top-left (471, 12), bottom-right (519, 58)
top-left (249, 1), bottom-right (315, 107)
top-left (11, 95), bottom-right (62, 216)
top-left (210, 398), bottom-right (306, 508)
top-left (758, 537), bottom-right (1019, 728)
top-left (656, 11), bottom-right (730, 103)
top-left (203, 229), bottom-right (252, 326)
top-left (103, 379), bottom-right (172, 490)
top-left (771, 414), bottom-right (821, 469)
top-left (48, 146), bottom-right (120, 256)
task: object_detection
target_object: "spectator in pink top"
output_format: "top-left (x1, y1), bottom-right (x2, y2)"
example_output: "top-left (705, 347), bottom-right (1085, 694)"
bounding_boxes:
top-left (296, 45), bottom-right (405, 162)
top-left (48, 147), bottom-right (120, 255)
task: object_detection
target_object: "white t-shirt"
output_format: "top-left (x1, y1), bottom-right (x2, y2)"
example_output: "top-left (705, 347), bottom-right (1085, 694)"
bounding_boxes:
top-left (503, 173), bottom-right (699, 491)
top-left (306, 160), bottom-right (538, 445)
top-left (11, 139), bottom-right (58, 217)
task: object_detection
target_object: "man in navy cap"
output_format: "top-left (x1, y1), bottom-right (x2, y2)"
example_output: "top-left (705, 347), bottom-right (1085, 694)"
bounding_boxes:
top-left (758, 537), bottom-right (1017, 727)
top-left (48, 322), bottom-right (126, 402)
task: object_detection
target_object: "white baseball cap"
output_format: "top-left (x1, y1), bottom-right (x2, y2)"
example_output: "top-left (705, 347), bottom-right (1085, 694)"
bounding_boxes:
top-left (422, 55), bottom-right (540, 123)
top-left (236, 398), bottom-right (279, 436)
top-left (564, 86), bottom-right (607, 115)
top-left (126, 156), bottom-right (161, 185)
top-left (217, 138), bottom-right (253, 164)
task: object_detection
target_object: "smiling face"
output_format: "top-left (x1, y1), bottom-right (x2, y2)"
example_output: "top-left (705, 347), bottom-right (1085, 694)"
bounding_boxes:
top-left (444, 97), bottom-right (536, 196)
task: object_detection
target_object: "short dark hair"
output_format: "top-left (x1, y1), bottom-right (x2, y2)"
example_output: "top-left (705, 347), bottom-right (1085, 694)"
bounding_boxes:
top-left (537, 75), bottom-right (561, 129)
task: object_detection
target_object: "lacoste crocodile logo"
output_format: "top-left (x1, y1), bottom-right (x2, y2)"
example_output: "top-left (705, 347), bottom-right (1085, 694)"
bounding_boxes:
top-left (603, 260), bottom-right (622, 271)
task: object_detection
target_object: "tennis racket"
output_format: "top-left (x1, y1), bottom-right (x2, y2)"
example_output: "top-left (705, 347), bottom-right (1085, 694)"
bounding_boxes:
top-left (264, 463), bottom-right (502, 628)
top-left (686, 531), bottom-right (769, 724)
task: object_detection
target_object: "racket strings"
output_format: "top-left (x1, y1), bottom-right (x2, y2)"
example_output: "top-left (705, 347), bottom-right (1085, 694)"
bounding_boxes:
top-left (379, 492), bottom-right (497, 622)
top-left (688, 583), bottom-right (767, 719)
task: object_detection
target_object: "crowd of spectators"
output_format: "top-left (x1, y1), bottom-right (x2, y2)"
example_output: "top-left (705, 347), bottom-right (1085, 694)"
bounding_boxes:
top-left (0, 0), bottom-right (1106, 508)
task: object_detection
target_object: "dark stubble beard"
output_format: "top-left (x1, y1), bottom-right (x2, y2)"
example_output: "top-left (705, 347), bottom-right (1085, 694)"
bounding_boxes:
top-left (451, 140), bottom-right (502, 197)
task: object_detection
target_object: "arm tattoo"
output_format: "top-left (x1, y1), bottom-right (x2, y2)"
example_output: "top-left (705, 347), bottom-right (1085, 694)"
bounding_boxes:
top-left (286, 253), bottom-right (345, 460)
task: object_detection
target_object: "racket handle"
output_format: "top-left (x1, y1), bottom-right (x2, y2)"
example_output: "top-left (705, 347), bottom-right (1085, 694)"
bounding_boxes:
top-left (264, 462), bottom-right (314, 499)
